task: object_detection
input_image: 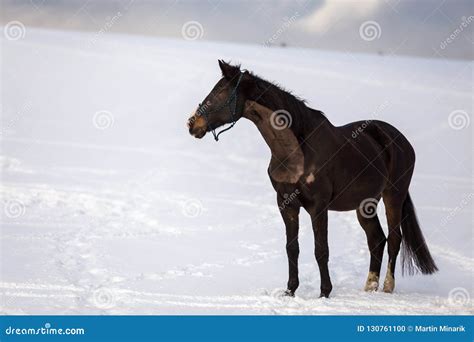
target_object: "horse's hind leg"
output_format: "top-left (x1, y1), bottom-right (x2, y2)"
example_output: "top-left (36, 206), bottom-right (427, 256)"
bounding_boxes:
top-left (356, 208), bottom-right (386, 291)
top-left (382, 194), bottom-right (404, 293)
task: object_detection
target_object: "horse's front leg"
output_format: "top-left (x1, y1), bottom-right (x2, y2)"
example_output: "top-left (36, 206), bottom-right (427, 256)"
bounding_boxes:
top-left (278, 195), bottom-right (300, 296)
top-left (310, 207), bottom-right (333, 298)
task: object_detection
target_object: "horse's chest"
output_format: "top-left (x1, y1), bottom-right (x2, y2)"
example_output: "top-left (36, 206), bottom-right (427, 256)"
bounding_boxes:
top-left (243, 100), bottom-right (305, 184)
top-left (266, 127), bottom-right (305, 184)
top-left (268, 153), bottom-right (304, 184)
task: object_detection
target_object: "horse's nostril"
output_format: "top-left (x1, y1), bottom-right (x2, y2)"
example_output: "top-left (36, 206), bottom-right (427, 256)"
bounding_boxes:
top-left (187, 117), bottom-right (197, 135)
top-left (187, 117), bottom-right (194, 129)
top-left (187, 114), bottom-right (207, 138)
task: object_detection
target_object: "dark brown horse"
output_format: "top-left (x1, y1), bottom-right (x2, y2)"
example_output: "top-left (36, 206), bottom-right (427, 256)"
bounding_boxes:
top-left (187, 60), bottom-right (438, 298)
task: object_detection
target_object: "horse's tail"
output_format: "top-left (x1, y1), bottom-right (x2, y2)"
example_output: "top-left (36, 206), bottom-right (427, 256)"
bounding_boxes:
top-left (401, 192), bottom-right (438, 275)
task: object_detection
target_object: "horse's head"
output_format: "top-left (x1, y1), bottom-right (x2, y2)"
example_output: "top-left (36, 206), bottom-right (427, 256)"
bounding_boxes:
top-left (187, 60), bottom-right (250, 140)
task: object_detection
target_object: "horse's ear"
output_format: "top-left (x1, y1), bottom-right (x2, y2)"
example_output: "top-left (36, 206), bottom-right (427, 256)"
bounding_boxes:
top-left (241, 70), bottom-right (254, 90)
top-left (218, 60), bottom-right (241, 80)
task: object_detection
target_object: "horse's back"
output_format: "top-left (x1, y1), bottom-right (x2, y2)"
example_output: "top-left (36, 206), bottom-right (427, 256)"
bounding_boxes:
top-left (341, 119), bottom-right (414, 157)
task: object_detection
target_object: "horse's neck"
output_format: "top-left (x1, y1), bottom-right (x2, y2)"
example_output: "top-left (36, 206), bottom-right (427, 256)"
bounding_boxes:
top-left (243, 99), bottom-right (333, 147)
top-left (243, 100), bottom-right (306, 183)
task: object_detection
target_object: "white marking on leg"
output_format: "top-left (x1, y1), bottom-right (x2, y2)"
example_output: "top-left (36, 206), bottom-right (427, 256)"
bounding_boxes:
top-left (383, 264), bottom-right (395, 293)
top-left (364, 271), bottom-right (379, 291)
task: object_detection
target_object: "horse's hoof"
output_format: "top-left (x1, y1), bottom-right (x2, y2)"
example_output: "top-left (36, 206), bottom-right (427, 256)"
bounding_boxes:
top-left (383, 276), bottom-right (395, 293)
top-left (284, 289), bottom-right (295, 297)
top-left (364, 272), bottom-right (380, 292)
top-left (364, 281), bottom-right (379, 292)
top-left (319, 283), bottom-right (333, 298)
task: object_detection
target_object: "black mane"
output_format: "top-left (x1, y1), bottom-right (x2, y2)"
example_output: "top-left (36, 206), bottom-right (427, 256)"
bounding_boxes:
top-left (246, 70), bottom-right (306, 108)
top-left (245, 71), bottom-right (327, 136)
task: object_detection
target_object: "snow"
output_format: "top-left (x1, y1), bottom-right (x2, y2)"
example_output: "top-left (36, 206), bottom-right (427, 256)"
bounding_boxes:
top-left (0, 28), bottom-right (472, 315)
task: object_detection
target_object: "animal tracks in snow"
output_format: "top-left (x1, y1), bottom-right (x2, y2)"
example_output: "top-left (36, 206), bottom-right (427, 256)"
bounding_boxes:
top-left (1, 282), bottom-right (471, 315)
top-left (1, 29), bottom-right (472, 315)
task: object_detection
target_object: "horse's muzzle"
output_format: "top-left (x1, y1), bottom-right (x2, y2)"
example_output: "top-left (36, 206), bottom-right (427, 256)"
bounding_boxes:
top-left (187, 113), bottom-right (207, 139)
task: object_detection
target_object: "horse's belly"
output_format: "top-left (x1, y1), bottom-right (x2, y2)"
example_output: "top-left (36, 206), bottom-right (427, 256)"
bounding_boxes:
top-left (328, 169), bottom-right (386, 211)
top-left (328, 197), bottom-right (367, 211)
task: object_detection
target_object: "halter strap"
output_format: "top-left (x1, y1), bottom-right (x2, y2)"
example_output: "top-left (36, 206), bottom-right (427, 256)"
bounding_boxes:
top-left (197, 73), bottom-right (244, 141)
